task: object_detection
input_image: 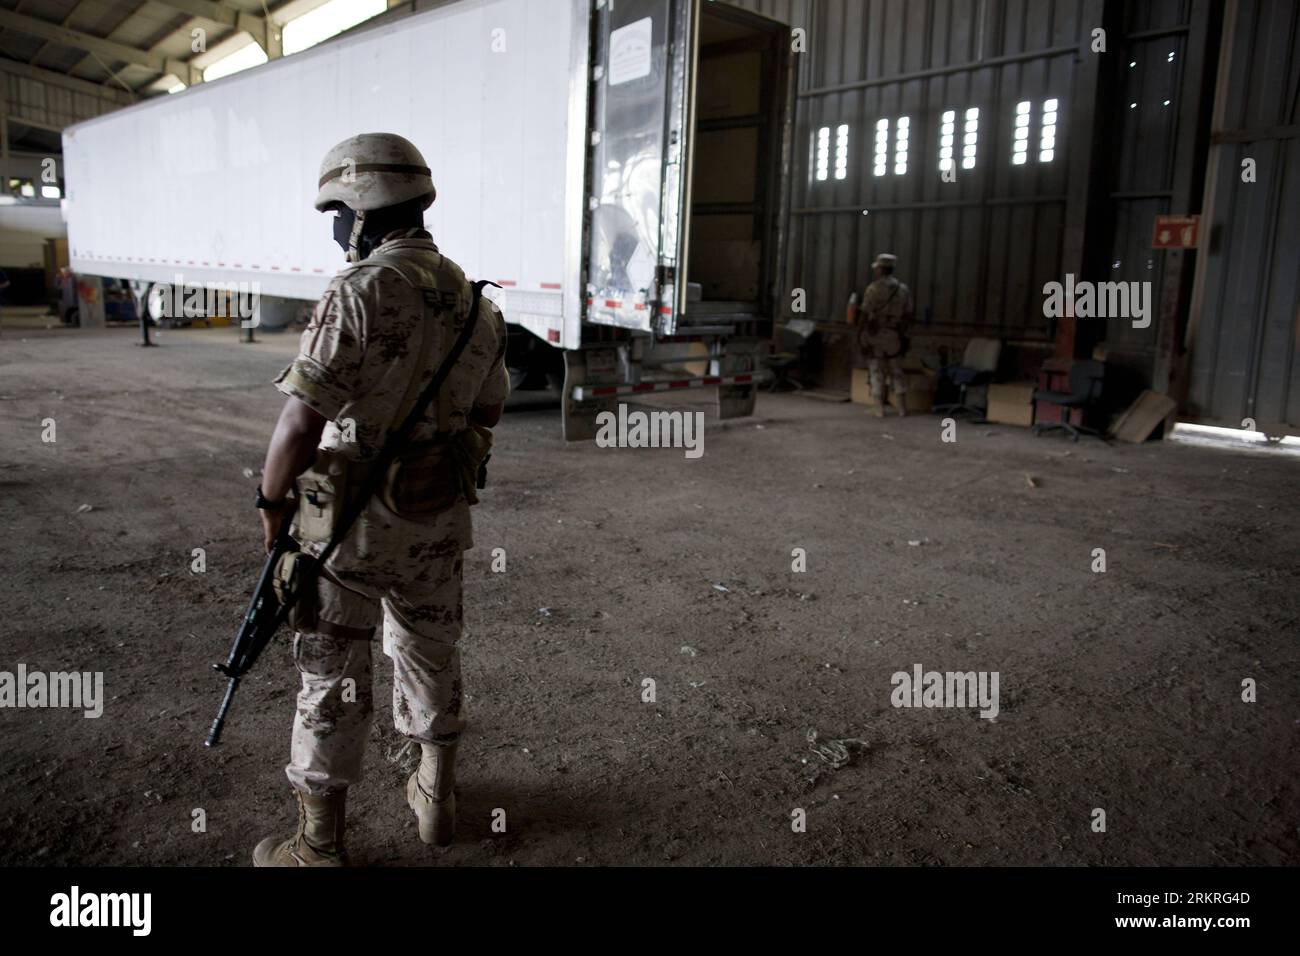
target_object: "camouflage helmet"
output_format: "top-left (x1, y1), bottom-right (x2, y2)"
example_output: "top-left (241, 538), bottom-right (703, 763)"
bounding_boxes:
top-left (314, 133), bottom-right (436, 213)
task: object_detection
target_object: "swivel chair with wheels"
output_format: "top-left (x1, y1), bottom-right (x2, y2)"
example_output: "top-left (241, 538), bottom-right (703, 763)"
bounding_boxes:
top-left (1031, 359), bottom-right (1106, 441)
top-left (933, 337), bottom-right (1001, 419)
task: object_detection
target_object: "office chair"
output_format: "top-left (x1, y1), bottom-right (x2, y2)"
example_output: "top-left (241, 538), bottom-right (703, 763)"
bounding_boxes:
top-left (765, 319), bottom-right (815, 391)
top-left (1032, 359), bottom-right (1106, 441)
top-left (933, 337), bottom-right (1002, 419)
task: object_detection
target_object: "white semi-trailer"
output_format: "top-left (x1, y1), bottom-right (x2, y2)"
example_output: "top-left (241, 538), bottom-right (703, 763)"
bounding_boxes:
top-left (62, 0), bottom-right (793, 439)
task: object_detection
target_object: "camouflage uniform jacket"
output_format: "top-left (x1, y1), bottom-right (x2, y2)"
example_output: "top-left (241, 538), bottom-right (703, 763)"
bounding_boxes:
top-left (274, 228), bottom-right (509, 552)
top-left (861, 275), bottom-right (915, 332)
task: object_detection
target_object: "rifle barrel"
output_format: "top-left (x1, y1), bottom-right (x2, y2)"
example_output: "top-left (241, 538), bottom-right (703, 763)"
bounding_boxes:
top-left (205, 675), bottom-right (240, 747)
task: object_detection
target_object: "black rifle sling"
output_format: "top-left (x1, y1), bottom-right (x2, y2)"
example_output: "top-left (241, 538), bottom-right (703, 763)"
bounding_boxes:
top-left (314, 278), bottom-right (498, 573)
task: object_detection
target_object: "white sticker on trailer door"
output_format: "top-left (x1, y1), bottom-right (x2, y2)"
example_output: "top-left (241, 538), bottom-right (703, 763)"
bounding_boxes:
top-left (609, 17), bottom-right (653, 85)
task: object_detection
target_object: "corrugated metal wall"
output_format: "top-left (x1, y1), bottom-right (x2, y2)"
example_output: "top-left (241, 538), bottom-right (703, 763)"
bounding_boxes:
top-left (725, 0), bottom-right (1272, 414)
top-left (2, 72), bottom-right (126, 130)
top-left (1090, 0), bottom-right (1215, 404)
top-left (1099, 1), bottom-right (1194, 351)
top-left (729, 0), bottom-right (1090, 341)
top-left (1187, 0), bottom-right (1300, 429)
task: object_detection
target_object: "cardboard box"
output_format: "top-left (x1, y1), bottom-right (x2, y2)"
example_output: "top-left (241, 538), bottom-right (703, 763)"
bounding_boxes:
top-left (988, 382), bottom-right (1036, 404)
top-left (850, 367), bottom-right (876, 405)
top-left (986, 382), bottom-right (1036, 427)
top-left (852, 367), bottom-right (935, 411)
top-left (1110, 390), bottom-right (1177, 442)
top-left (902, 369), bottom-right (935, 412)
top-left (903, 384), bottom-right (935, 413)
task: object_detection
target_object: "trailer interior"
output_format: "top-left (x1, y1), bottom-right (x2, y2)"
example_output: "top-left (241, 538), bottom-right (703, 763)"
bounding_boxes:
top-left (683, 4), bottom-right (789, 331)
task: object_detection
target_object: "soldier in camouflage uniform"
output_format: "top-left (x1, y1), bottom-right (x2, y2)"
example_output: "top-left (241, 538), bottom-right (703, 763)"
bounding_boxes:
top-left (251, 133), bottom-right (509, 866)
top-left (855, 253), bottom-right (915, 417)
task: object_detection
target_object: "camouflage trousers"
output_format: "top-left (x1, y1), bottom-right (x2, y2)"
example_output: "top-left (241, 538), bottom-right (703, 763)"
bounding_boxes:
top-left (867, 357), bottom-right (907, 403)
top-left (285, 550), bottom-right (465, 796)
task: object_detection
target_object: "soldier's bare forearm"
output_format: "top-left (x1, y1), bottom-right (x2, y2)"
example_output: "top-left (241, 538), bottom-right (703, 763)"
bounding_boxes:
top-left (262, 397), bottom-right (327, 501)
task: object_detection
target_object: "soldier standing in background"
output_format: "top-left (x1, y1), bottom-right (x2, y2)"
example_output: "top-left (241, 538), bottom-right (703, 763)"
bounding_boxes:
top-left (251, 133), bottom-right (509, 866)
top-left (853, 253), bottom-right (915, 417)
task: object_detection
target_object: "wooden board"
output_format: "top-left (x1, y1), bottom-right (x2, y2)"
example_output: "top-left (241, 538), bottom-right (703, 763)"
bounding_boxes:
top-left (799, 389), bottom-right (852, 403)
top-left (1109, 390), bottom-right (1178, 443)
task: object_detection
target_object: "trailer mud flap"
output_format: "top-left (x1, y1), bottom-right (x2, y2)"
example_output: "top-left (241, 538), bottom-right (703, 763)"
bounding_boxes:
top-left (563, 348), bottom-right (621, 442)
top-left (717, 339), bottom-right (766, 421)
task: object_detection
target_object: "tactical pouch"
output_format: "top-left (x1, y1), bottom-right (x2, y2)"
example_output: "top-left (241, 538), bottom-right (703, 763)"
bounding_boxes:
top-left (453, 424), bottom-right (494, 506)
top-left (272, 549), bottom-right (319, 631)
top-left (293, 448), bottom-right (352, 545)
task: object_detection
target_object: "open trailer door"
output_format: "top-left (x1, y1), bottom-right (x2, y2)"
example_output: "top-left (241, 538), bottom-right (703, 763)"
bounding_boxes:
top-left (585, 0), bottom-right (697, 335)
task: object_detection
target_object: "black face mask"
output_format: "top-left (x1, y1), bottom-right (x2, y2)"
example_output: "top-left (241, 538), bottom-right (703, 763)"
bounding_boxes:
top-left (332, 207), bottom-right (356, 255)
top-left (330, 199), bottom-right (427, 260)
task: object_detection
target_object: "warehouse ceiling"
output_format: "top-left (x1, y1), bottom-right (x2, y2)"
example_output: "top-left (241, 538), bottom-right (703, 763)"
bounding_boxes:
top-left (0, 0), bottom-right (324, 99)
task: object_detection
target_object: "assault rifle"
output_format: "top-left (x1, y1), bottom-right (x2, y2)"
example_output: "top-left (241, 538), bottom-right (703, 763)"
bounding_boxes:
top-left (204, 510), bottom-right (302, 747)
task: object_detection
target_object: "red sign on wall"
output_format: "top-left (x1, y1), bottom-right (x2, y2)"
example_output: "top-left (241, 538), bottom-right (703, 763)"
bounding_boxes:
top-left (1152, 215), bottom-right (1200, 249)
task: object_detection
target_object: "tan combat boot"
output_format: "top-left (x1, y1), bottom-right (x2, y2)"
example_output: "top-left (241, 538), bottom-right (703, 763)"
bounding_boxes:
top-left (252, 790), bottom-right (347, 867)
top-left (870, 371), bottom-right (887, 418)
top-left (407, 741), bottom-right (457, 846)
top-left (871, 386), bottom-right (887, 418)
top-left (890, 374), bottom-right (909, 417)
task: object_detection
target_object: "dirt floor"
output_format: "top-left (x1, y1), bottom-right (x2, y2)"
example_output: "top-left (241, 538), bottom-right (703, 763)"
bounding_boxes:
top-left (1, 320), bottom-right (1297, 867)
